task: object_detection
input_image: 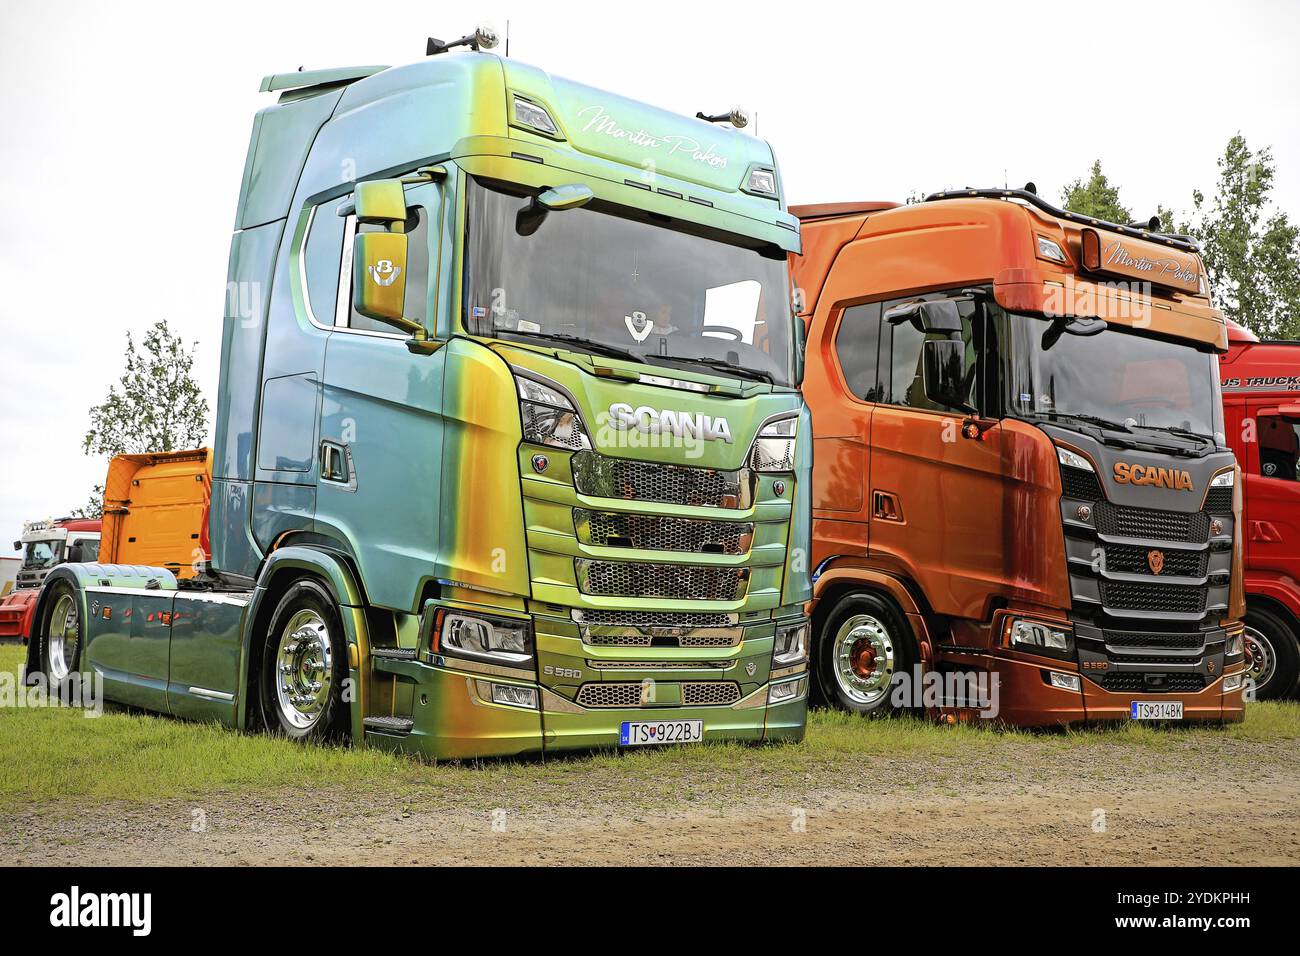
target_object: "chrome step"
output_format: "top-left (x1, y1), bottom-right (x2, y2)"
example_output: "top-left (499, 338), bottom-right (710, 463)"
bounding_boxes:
top-left (363, 715), bottom-right (414, 734)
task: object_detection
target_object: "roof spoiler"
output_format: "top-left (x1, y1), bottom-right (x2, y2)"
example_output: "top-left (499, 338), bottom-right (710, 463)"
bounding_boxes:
top-left (924, 186), bottom-right (1201, 254)
top-left (259, 65), bottom-right (387, 94)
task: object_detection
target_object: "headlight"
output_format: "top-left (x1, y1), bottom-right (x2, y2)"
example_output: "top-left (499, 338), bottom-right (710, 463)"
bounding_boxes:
top-left (1211, 470), bottom-right (1235, 488)
top-left (773, 620), bottom-right (809, 665)
top-left (516, 375), bottom-right (590, 450)
top-left (1057, 446), bottom-right (1093, 472)
top-left (510, 94), bottom-right (560, 138)
top-left (1010, 619), bottom-right (1072, 653)
top-left (1226, 630), bottom-right (1244, 657)
top-left (751, 416), bottom-right (798, 472)
top-left (439, 611), bottom-right (534, 664)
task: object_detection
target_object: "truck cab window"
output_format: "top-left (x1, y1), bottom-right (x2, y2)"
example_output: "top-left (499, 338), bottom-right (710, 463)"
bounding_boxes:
top-left (833, 302), bottom-right (883, 401)
top-left (303, 196), bottom-right (347, 326)
top-left (881, 295), bottom-right (980, 413)
top-left (1258, 414), bottom-right (1300, 481)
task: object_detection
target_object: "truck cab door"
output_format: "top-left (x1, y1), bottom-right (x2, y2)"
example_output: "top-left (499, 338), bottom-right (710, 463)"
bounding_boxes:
top-left (1244, 405), bottom-right (1300, 576)
top-left (315, 180), bottom-right (447, 612)
top-left (867, 295), bottom-right (1008, 622)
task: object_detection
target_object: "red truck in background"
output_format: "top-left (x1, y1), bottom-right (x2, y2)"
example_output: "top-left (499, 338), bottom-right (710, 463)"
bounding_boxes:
top-left (1221, 320), bottom-right (1300, 698)
top-left (0, 517), bottom-right (102, 641)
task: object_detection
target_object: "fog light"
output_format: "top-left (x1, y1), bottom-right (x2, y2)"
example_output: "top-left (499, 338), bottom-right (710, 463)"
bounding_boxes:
top-left (490, 683), bottom-right (539, 709)
top-left (1048, 671), bottom-right (1081, 692)
top-left (1223, 672), bottom-right (1243, 694)
top-left (769, 678), bottom-right (804, 703)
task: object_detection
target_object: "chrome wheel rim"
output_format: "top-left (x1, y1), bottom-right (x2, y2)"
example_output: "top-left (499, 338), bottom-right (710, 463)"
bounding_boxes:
top-left (274, 609), bottom-right (333, 731)
top-left (47, 593), bottom-right (78, 682)
top-left (1243, 626), bottom-right (1276, 694)
top-left (833, 614), bottom-right (895, 706)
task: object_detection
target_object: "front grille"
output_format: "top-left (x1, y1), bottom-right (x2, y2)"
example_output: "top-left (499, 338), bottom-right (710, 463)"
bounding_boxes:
top-left (1204, 486), bottom-right (1233, 513)
top-left (571, 451), bottom-right (749, 509)
top-left (682, 682), bottom-right (742, 706)
top-left (576, 683), bottom-right (645, 708)
top-left (575, 509), bottom-right (753, 555)
top-left (586, 632), bottom-right (741, 648)
top-left (1104, 631), bottom-right (1207, 649)
top-left (588, 659), bottom-right (732, 669)
top-left (1096, 672), bottom-right (1207, 694)
top-left (1100, 581), bottom-right (1208, 614)
top-left (1094, 502), bottom-right (1210, 543)
top-left (576, 610), bottom-right (736, 628)
top-left (1102, 544), bottom-right (1207, 578)
top-left (1061, 466), bottom-right (1104, 501)
top-left (576, 559), bottom-right (749, 601)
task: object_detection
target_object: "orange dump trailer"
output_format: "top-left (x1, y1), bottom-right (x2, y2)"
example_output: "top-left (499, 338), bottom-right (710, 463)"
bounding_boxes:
top-left (100, 449), bottom-right (212, 578)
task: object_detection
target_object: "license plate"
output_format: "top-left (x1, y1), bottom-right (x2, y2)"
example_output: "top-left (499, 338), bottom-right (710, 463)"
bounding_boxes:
top-left (619, 719), bottom-right (704, 746)
top-left (1130, 700), bottom-right (1183, 720)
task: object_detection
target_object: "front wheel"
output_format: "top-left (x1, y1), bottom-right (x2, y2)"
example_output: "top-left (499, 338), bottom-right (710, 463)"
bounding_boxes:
top-left (812, 593), bottom-right (915, 715)
top-left (259, 579), bottom-right (350, 741)
top-left (1242, 607), bottom-right (1300, 701)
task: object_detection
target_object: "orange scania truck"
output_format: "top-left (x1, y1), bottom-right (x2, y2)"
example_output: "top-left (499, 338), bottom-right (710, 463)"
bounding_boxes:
top-left (791, 187), bottom-right (1247, 726)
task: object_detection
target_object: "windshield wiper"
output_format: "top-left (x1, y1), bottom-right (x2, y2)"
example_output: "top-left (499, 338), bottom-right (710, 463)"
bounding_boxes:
top-left (503, 331), bottom-right (643, 363)
top-left (656, 355), bottom-right (775, 384)
top-left (1036, 411), bottom-right (1133, 433)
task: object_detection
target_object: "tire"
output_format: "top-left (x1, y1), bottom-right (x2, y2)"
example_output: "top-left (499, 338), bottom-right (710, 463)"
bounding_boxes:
top-left (812, 592), bottom-right (915, 715)
top-left (38, 581), bottom-right (82, 688)
top-left (1242, 606), bottom-right (1300, 701)
top-left (259, 579), bottom-right (350, 741)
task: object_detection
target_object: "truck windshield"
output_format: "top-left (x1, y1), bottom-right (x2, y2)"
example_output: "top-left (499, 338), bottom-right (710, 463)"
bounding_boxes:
top-left (22, 540), bottom-right (62, 570)
top-left (464, 179), bottom-right (795, 386)
top-left (1003, 312), bottom-right (1225, 444)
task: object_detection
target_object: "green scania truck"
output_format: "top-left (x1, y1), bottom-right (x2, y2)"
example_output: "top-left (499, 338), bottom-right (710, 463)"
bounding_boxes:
top-left (24, 32), bottom-right (812, 758)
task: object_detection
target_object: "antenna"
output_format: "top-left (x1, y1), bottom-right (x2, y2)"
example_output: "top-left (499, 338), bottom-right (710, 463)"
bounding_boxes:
top-left (506, 19), bottom-right (510, 57)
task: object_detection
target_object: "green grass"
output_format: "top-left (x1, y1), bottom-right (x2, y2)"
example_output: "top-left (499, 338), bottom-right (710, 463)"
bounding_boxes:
top-left (2, 643), bottom-right (1297, 808)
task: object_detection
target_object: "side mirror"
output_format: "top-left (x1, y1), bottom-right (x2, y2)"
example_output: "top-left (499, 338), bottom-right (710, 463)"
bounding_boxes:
top-left (12, 541), bottom-right (20, 551)
top-left (349, 180), bottom-right (430, 346)
top-left (885, 298), bottom-right (964, 334)
top-left (516, 183), bottom-right (594, 236)
top-left (923, 339), bottom-right (974, 413)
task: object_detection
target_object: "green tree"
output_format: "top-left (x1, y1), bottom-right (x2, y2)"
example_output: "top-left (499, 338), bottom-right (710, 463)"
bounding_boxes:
top-left (73, 320), bottom-right (210, 518)
top-left (1062, 160), bottom-right (1132, 224)
top-left (1163, 135), bottom-right (1300, 339)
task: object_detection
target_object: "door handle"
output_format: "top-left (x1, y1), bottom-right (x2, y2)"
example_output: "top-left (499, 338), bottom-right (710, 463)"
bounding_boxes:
top-left (873, 490), bottom-right (903, 522)
top-left (320, 440), bottom-right (357, 492)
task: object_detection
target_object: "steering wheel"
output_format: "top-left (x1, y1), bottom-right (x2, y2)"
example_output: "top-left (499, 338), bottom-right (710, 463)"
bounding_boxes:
top-left (701, 325), bottom-right (744, 342)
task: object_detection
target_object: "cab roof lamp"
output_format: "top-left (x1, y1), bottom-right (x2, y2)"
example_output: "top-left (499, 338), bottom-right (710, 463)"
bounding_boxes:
top-left (426, 26), bottom-right (498, 56)
top-left (511, 95), bottom-right (560, 138)
top-left (696, 106), bottom-right (749, 129)
top-left (1036, 235), bottom-right (1067, 264)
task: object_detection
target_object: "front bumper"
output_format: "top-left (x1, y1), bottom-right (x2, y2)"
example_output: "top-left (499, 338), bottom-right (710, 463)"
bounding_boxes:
top-left (365, 605), bottom-right (809, 760)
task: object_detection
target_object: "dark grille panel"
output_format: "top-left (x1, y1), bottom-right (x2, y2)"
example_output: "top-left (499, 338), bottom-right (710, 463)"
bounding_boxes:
top-left (1096, 672), bottom-right (1207, 694)
top-left (1104, 631), bottom-right (1207, 649)
top-left (682, 682), bottom-right (742, 706)
top-left (1100, 580), bottom-right (1208, 614)
top-left (1204, 486), bottom-right (1233, 513)
top-left (585, 632), bottom-right (740, 648)
top-left (575, 509), bottom-right (753, 555)
top-left (571, 451), bottom-right (748, 509)
top-left (576, 559), bottom-right (750, 600)
top-left (577, 610), bottom-right (735, 629)
top-left (575, 683), bottom-right (645, 708)
top-left (1094, 502), bottom-right (1210, 543)
top-left (1061, 466), bottom-right (1104, 501)
top-left (1102, 544), bottom-right (1207, 578)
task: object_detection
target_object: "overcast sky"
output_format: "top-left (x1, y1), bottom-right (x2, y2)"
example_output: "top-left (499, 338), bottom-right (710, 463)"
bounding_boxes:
top-left (1, 0), bottom-right (1298, 553)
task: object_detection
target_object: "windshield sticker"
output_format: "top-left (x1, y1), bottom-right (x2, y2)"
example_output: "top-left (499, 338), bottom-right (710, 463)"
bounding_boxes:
top-left (577, 105), bottom-right (728, 170)
top-left (472, 306), bottom-right (487, 318)
top-left (625, 310), bottom-right (652, 342)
